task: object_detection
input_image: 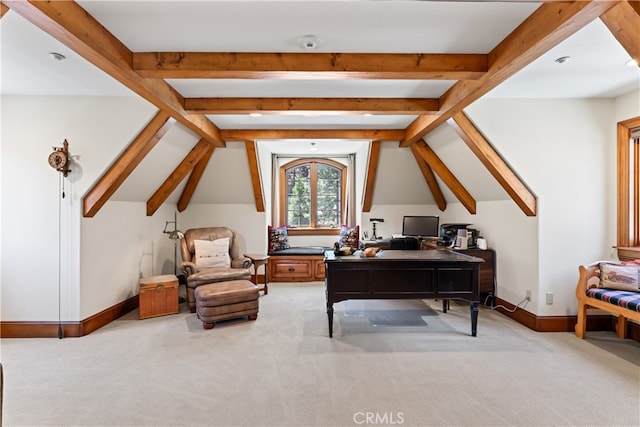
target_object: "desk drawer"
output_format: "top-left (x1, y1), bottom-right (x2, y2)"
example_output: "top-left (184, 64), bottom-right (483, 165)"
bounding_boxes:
top-left (272, 259), bottom-right (313, 280)
top-left (269, 255), bottom-right (326, 282)
top-left (438, 268), bottom-right (473, 293)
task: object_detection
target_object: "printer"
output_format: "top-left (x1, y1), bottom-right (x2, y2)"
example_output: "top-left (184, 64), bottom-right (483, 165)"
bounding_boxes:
top-left (439, 223), bottom-right (479, 248)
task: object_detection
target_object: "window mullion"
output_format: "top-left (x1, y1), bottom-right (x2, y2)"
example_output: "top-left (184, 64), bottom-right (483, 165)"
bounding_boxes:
top-left (311, 162), bottom-right (318, 227)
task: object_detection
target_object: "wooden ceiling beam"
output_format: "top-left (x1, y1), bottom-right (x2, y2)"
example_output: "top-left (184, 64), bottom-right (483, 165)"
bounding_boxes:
top-left (178, 145), bottom-right (215, 212)
top-left (147, 139), bottom-right (211, 216)
top-left (220, 129), bottom-right (405, 141)
top-left (448, 112), bottom-right (536, 216)
top-left (245, 141), bottom-right (265, 212)
top-left (3, 0), bottom-right (225, 147)
top-left (133, 52), bottom-right (487, 80)
top-left (410, 144), bottom-right (447, 211)
top-left (1, 3), bottom-right (10, 18)
top-left (401, 0), bottom-right (618, 147)
top-left (362, 141), bottom-right (382, 213)
top-left (83, 111), bottom-right (175, 217)
top-left (185, 97), bottom-right (440, 115)
top-left (600, 1), bottom-right (640, 68)
top-left (412, 140), bottom-right (476, 214)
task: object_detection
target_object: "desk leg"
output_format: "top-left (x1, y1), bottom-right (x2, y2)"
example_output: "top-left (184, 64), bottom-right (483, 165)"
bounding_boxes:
top-left (470, 302), bottom-right (479, 337)
top-left (442, 299), bottom-right (450, 313)
top-left (327, 303), bottom-right (334, 338)
top-left (263, 263), bottom-right (268, 295)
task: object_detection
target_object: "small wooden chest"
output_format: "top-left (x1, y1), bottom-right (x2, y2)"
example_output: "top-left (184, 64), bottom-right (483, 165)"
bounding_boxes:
top-left (139, 274), bottom-right (179, 319)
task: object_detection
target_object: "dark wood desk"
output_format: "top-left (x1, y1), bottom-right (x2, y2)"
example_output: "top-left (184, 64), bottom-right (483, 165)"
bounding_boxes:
top-left (324, 249), bottom-right (483, 337)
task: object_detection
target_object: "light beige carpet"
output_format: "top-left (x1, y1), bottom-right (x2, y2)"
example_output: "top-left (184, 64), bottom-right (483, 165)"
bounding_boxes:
top-left (1, 281), bottom-right (639, 427)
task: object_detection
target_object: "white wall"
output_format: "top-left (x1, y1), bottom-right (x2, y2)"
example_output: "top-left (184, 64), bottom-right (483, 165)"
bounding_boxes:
top-left (461, 97), bottom-right (626, 315)
top-left (1, 95), bottom-right (167, 321)
top-left (80, 202), bottom-right (176, 319)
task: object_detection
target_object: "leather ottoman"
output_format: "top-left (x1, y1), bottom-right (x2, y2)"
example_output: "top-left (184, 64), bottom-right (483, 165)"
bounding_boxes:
top-left (194, 280), bottom-right (259, 329)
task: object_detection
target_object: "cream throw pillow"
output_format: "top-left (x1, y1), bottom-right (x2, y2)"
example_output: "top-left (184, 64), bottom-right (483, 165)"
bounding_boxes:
top-left (194, 238), bottom-right (231, 269)
top-left (599, 262), bottom-right (640, 292)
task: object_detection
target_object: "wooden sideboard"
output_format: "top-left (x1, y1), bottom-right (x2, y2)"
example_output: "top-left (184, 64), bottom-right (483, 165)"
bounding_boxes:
top-left (453, 248), bottom-right (495, 304)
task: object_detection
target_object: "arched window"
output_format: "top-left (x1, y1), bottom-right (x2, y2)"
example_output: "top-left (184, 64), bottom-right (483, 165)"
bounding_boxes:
top-left (279, 158), bottom-right (346, 233)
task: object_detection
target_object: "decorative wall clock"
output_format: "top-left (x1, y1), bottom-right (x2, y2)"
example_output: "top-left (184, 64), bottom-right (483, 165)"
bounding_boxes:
top-left (48, 139), bottom-right (70, 177)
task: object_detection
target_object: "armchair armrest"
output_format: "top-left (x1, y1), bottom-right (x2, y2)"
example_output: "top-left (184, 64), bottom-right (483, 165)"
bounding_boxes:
top-left (181, 261), bottom-right (197, 277)
top-left (232, 257), bottom-right (252, 269)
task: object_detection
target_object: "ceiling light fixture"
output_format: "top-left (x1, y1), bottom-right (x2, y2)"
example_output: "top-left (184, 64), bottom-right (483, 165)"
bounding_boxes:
top-left (48, 52), bottom-right (66, 61)
top-left (625, 58), bottom-right (638, 68)
top-left (249, 113), bottom-right (262, 117)
top-left (299, 35), bottom-right (321, 51)
top-left (309, 142), bottom-right (318, 152)
top-left (554, 56), bottom-right (570, 64)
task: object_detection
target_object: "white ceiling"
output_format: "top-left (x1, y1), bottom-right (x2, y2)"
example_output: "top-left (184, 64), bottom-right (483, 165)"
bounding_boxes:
top-left (1, 0), bottom-right (638, 153)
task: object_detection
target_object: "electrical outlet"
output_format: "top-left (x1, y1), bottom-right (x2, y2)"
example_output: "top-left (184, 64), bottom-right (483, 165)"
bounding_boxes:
top-left (525, 290), bottom-right (531, 301)
top-left (546, 292), bottom-right (554, 305)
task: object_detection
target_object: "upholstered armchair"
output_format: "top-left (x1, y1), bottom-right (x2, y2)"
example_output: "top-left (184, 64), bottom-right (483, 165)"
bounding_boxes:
top-left (180, 227), bottom-right (252, 313)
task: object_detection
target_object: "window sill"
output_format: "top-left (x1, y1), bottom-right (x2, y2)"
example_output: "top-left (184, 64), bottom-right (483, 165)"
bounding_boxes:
top-left (614, 246), bottom-right (640, 261)
top-left (287, 227), bottom-right (340, 236)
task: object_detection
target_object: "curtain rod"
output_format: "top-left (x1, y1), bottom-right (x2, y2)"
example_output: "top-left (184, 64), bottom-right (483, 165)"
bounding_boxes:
top-left (275, 154), bottom-right (353, 159)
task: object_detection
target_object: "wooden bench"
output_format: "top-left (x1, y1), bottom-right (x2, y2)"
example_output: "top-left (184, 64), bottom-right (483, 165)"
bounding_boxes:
top-left (267, 247), bottom-right (331, 282)
top-left (575, 264), bottom-right (640, 339)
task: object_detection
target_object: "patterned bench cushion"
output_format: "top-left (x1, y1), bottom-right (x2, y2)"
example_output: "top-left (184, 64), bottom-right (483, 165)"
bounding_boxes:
top-left (586, 288), bottom-right (640, 312)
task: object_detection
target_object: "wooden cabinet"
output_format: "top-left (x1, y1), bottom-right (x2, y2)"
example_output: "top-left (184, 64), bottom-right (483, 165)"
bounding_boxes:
top-left (268, 255), bottom-right (326, 282)
top-left (453, 248), bottom-right (496, 303)
top-left (314, 259), bottom-right (325, 280)
top-left (139, 275), bottom-right (179, 319)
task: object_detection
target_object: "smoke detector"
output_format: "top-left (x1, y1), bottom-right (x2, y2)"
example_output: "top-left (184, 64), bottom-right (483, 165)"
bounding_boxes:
top-left (300, 35), bottom-right (321, 51)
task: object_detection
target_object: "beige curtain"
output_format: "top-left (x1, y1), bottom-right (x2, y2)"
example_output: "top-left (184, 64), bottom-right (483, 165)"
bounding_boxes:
top-left (271, 153), bottom-right (279, 226)
top-left (342, 153), bottom-right (356, 226)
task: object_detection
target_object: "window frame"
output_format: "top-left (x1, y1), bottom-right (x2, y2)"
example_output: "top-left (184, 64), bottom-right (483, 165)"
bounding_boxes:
top-left (279, 158), bottom-right (346, 236)
top-left (616, 115), bottom-right (640, 260)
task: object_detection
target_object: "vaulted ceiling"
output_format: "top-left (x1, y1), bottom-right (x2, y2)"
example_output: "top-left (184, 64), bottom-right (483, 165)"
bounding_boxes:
top-left (2, 1), bottom-right (639, 217)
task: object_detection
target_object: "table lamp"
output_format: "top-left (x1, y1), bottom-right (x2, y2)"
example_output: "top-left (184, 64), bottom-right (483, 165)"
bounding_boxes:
top-left (370, 217), bottom-right (384, 240)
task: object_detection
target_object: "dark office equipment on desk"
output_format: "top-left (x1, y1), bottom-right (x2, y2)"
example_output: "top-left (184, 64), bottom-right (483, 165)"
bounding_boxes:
top-left (389, 236), bottom-right (419, 250)
top-left (439, 223), bottom-right (479, 248)
top-left (401, 215), bottom-right (439, 238)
